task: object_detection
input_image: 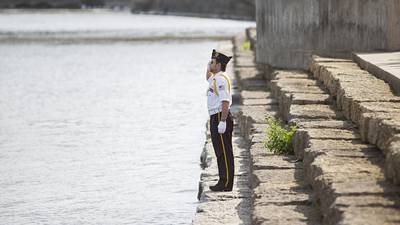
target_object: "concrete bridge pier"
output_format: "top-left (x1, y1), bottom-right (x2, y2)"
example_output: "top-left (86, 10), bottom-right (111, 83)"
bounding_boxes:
top-left (255, 0), bottom-right (400, 70)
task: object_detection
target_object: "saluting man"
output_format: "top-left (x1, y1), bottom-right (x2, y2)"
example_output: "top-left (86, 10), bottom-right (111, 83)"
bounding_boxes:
top-left (206, 49), bottom-right (234, 192)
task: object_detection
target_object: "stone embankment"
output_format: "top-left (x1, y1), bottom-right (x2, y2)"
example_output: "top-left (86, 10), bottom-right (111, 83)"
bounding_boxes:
top-left (194, 30), bottom-right (400, 225)
top-left (234, 33), bottom-right (321, 225)
top-left (309, 57), bottom-right (400, 186)
top-left (256, 35), bottom-right (400, 223)
top-left (270, 65), bottom-right (400, 224)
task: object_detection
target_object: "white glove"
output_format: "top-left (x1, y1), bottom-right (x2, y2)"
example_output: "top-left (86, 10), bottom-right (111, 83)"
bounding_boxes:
top-left (218, 121), bottom-right (226, 134)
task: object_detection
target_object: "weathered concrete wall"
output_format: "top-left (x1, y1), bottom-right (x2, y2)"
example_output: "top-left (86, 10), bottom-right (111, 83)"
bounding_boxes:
top-left (0, 0), bottom-right (83, 8)
top-left (255, 0), bottom-right (400, 69)
top-left (130, 0), bottom-right (255, 21)
top-left (103, 0), bottom-right (130, 8)
top-left (0, 0), bottom-right (130, 8)
top-left (0, 0), bottom-right (255, 20)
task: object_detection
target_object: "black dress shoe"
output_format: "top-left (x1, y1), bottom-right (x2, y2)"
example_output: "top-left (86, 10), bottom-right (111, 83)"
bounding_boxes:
top-left (209, 181), bottom-right (233, 192)
top-left (209, 184), bottom-right (225, 192)
top-left (209, 180), bottom-right (225, 191)
top-left (223, 187), bottom-right (233, 192)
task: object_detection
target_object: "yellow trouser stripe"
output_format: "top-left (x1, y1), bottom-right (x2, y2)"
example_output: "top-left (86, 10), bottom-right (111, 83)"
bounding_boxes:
top-left (218, 113), bottom-right (229, 188)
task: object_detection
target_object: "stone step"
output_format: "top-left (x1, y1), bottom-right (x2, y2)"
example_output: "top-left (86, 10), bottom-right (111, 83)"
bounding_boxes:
top-left (234, 33), bottom-right (321, 225)
top-left (310, 56), bottom-right (400, 185)
top-left (269, 70), bottom-right (342, 123)
top-left (237, 96), bottom-right (321, 225)
top-left (270, 69), bottom-right (400, 224)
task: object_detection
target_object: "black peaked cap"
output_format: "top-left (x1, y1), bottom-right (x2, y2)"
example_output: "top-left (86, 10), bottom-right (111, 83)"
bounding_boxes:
top-left (211, 49), bottom-right (232, 65)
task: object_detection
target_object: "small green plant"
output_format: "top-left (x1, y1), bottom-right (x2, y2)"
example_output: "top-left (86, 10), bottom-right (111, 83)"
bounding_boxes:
top-left (264, 116), bottom-right (297, 155)
top-left (242, 40), bottom-right (251, 50)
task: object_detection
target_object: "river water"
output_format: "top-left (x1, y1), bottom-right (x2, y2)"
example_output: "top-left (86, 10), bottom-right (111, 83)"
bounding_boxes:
top-left (0, 10), bottom-right (254, 225)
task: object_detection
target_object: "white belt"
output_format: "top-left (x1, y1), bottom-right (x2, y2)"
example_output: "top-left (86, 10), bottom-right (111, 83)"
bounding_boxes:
top-left (208, 108), bottom-right (221, 115)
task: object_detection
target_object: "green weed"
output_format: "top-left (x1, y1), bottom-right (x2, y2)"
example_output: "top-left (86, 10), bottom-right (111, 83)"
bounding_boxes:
top-left (264, 116), bottom-right (297, 155)
top-left (242, 40), bottom-right (251, 50)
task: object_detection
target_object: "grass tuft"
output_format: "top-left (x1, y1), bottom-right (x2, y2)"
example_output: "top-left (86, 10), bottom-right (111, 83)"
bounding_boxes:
top-left (264, 116), bottom-right (297, 155)
top-left (242, 40), bottom-right (251, 50)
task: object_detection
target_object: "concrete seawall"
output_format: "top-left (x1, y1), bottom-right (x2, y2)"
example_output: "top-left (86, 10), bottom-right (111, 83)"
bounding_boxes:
top-left (0, 0), bottom-right (255, 21)
top-left (255, 0), bottom-right (400, 69)
top-left (130, 0), bottom-right (255, 21)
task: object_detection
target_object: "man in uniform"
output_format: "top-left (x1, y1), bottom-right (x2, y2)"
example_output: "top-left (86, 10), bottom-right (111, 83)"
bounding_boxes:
top-left (205, 49), bottom-right (234, 192)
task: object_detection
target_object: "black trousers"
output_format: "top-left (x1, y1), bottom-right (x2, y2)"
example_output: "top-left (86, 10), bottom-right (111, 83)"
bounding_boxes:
top-left (210, 111), bottom-right (234, 189)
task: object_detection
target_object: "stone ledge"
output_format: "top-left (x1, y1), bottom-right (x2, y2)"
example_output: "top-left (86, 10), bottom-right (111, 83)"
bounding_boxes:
top-left (288, 104), bottom-right (343, 122)
top-left (234, 33), bottom-right (320, 225)
top-left (311, 56), bottom-right (400, 185)
top-left (235, 67), bottom-right (263, 80)
top-left (240, 90), bottom-right (272, 99)
top-left (294, 128), bottom-right (360, 159)
top-left (269, 66), bottom-right (400, 224)
top-left (353, 52), bottom-right (400, 95)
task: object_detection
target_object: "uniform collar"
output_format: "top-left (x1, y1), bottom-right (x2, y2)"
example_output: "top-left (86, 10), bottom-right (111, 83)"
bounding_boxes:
top-left (214, 71), bottom-right (225, 77)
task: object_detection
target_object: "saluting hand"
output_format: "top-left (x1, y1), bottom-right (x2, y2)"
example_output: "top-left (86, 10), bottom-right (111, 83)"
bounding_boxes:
top-left (206, 61), bottom-right (213, 80)
top-left (218, 121), bottom-right (226, 134)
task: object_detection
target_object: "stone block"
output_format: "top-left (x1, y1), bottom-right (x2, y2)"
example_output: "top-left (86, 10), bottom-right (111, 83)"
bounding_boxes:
top-left (193, 198), bottom-right (250, 225)
top-left (310, 57), bottom-right (353, 76)
top-left (242, 98), bottom-right (277, 106)
top-left (235, 67), bottom-right (263, 81)
top-left (385, 135), bottom-right (400, 185)
top-left (296, 120), bottom-right (356, 130)
top-left (358, 112), bottom-right (400, 146)
top-left (270, 78), bottom-right (318, 96)
top-left (375, 118), bottom-right (400, 153)
top-left (302, 139), bottom-right (378, 181)
top-left (280, 92), bottom-right (331, 121)
top-left (252, 155), bottom-right (300, 173)
top-left (239, 79), bottom-right (268, 91)
top-left (240, 90), bottom-right (271, 99)
top-left (293, 128), bottom-right (360, 160)
top-left (336, 205), bottom-right (400, 225)
top-left (303, 154), bottom-right (400, 225)
top-left (336, 88), bottom-right (399, 117)
top-left (239, 105), bottom-right (278, 124)
top-left (272, 70), bottom-right (310, 80)
top-left (252, 204), bottom-right (318, 225)
top-left (317, 66), bottom-right (369, 92)
top-left (249, 142), bottom-right (270, 158)
top-left (358, 112), bottom-right (397, 143)
top-left (351, 101), bottom-right (400, 126)
top-left (253, 182), bottom-right (310, 203)
top-left (287, 104), bottom-right (343, 122)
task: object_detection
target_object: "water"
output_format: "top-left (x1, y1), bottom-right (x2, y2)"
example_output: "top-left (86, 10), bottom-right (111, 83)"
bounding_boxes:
top-left (0, 10), bottom-right (254, 41)
top-left (0, 10), bottom-right (254, 224)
